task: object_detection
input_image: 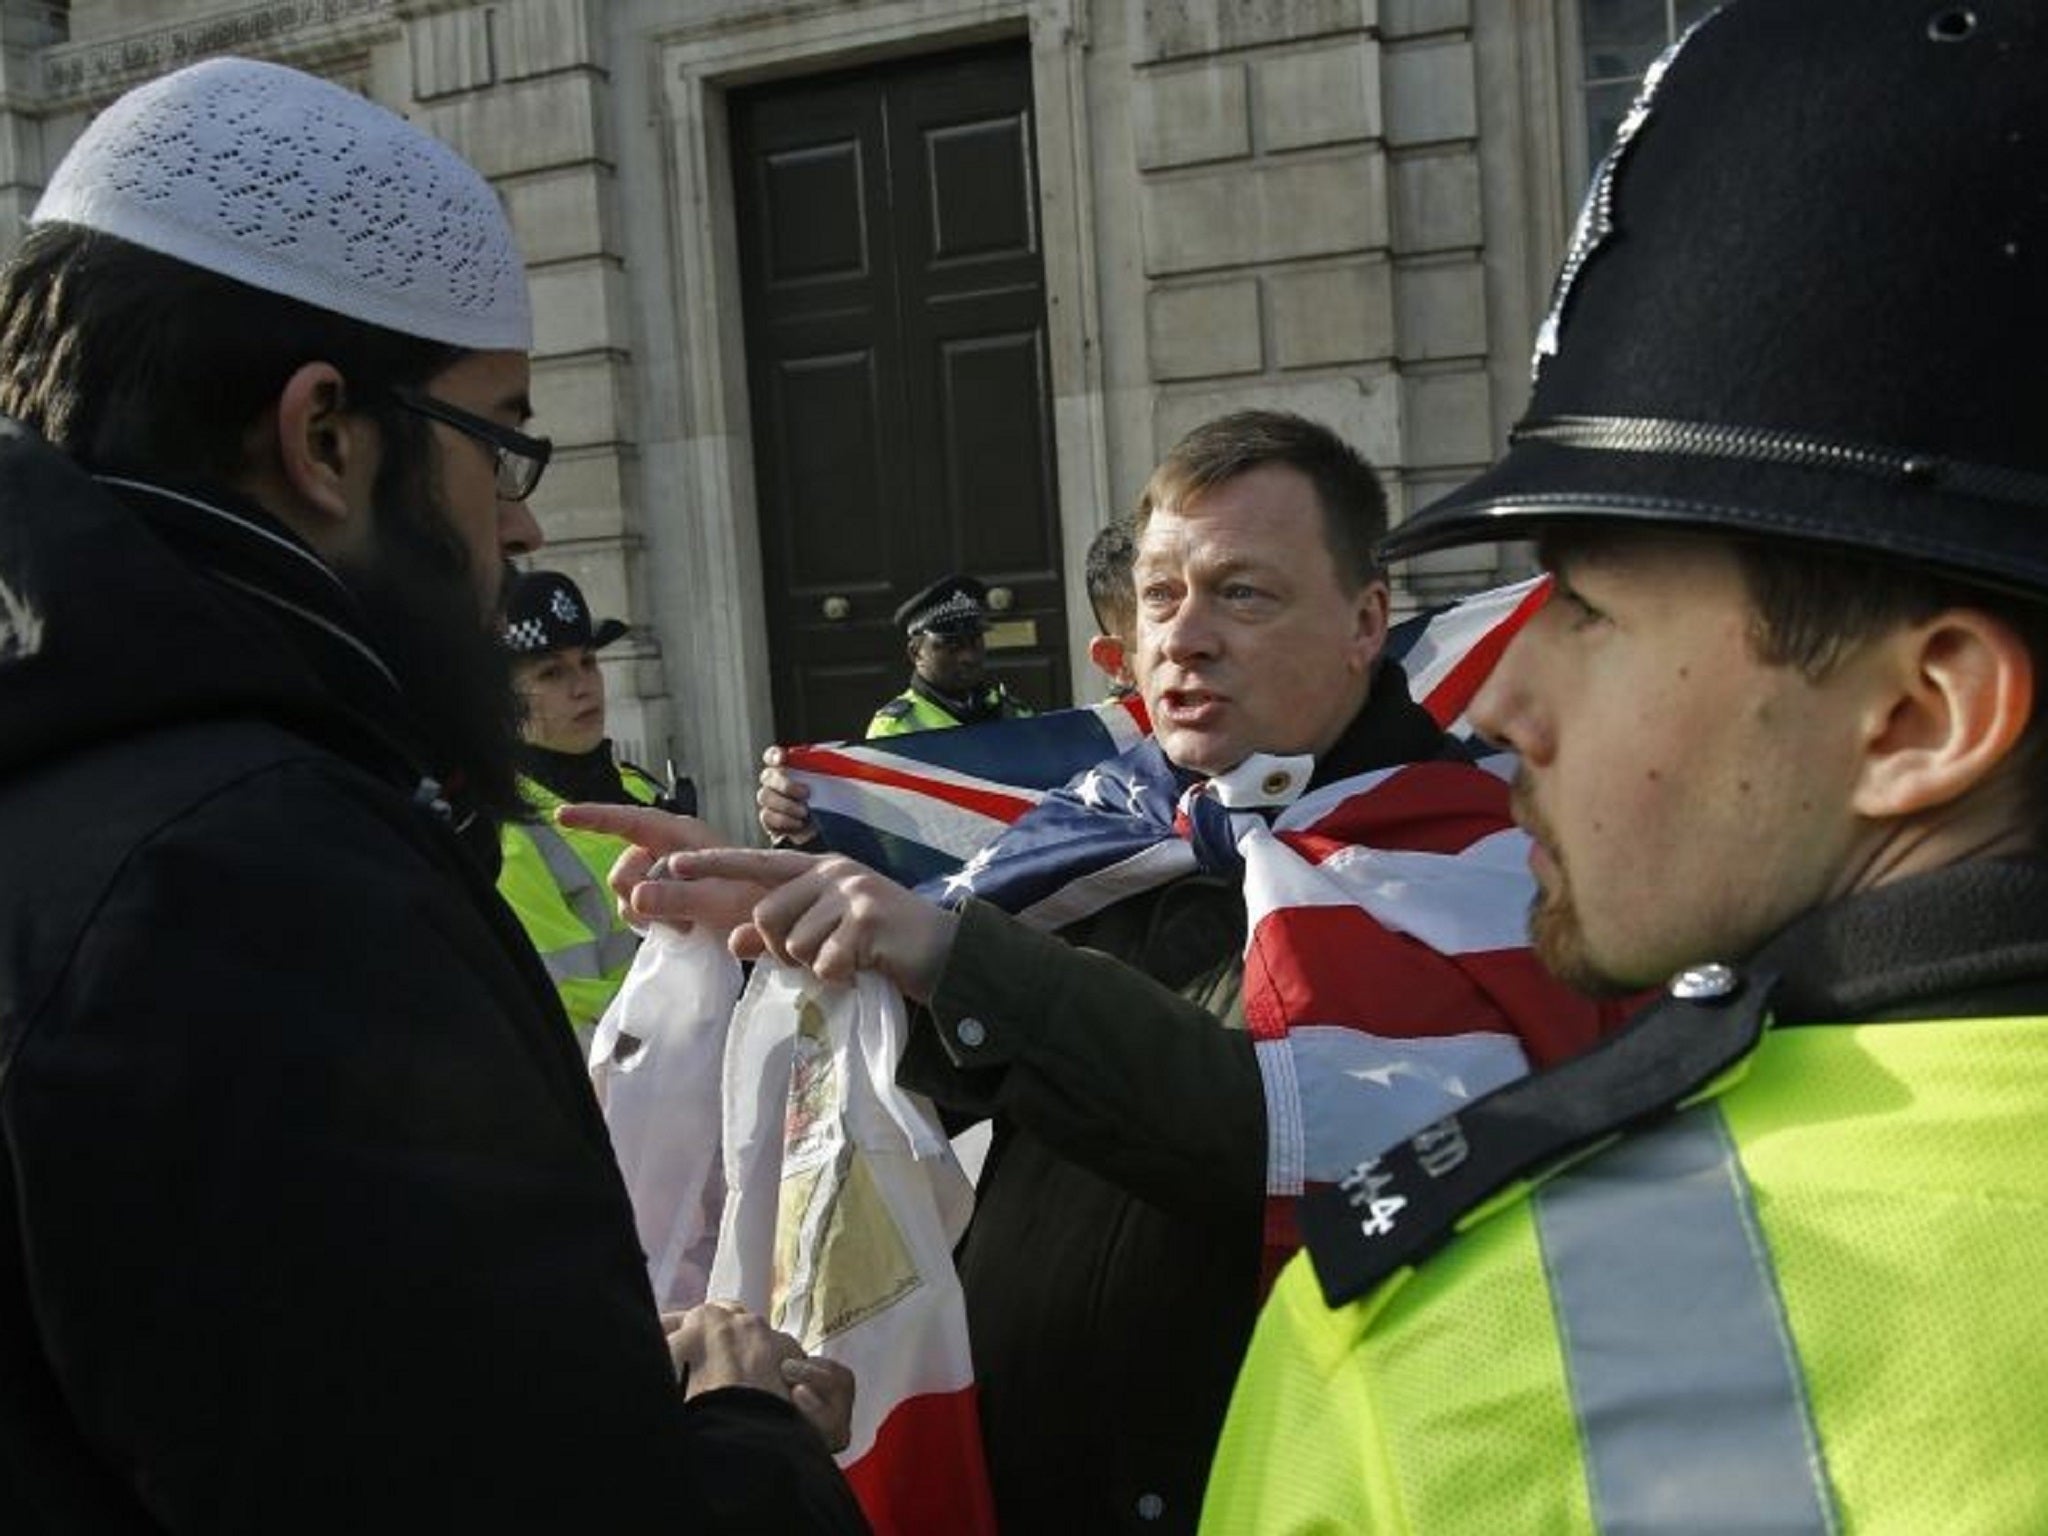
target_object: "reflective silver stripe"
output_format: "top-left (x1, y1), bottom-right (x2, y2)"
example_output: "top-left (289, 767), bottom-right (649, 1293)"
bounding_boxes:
top-left (597, 924), bottom-right (639, 971)
top-left (1533, 1106), bottom-right (1837, 1534)
top-left (542, 938), bottom-right (607, 983)
top-left (526, 823), bottom-right (639, 981)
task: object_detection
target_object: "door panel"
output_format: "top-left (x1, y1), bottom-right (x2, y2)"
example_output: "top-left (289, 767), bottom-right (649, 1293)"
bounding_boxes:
top-left (771, 350), bottom-right (890, 593)
top-left (924, 114), bottom-right (1036, 266)
top-left (733, 41), bottom-right (1069, 745)
top-left (761, 140), bottom-right (870, 285)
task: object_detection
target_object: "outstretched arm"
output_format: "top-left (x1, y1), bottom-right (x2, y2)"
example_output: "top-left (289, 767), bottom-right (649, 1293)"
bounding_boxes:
top-left (616, 844), bottom-right (959, 1000)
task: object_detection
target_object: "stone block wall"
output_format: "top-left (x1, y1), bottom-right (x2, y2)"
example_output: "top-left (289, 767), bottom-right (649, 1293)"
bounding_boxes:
top-left (1129, 0), bottom-right (1513, 602)
top-left (406, 0), bottom-right (666, 765)
top-left (1, 0), bottom-right (1563, 795)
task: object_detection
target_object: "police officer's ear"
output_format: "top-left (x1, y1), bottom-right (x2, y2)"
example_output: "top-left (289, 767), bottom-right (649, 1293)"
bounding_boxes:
top-left (1850, 607), bottom-right (2036, 825)
top-left (239, 361), bottom-right (379, 557)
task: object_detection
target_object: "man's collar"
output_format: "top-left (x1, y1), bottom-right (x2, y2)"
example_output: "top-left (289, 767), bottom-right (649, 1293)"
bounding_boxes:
top-left (1756, 856), bottom-right (2048, 1024)
top-left (104, 475), bottom-right (403, 700)
top-left (1307, 660), bottom-right (1455, 790)
top-left (911, 671), bottom-right (1000, 720)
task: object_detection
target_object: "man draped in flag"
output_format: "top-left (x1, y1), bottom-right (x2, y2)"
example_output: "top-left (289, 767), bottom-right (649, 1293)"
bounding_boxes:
top-left (582, 411), bottom-right (1619, 1536)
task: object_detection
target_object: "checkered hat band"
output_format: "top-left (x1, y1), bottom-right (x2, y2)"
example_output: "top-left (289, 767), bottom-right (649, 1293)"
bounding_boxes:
top-left (908, 592), bottom-right (982, 633)
top-left (505, 617), bottom-right (551, 654)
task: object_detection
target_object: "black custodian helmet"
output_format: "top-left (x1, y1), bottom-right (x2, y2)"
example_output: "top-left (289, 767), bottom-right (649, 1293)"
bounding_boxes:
top-left (1380, 0), bottom-right (2048, 599)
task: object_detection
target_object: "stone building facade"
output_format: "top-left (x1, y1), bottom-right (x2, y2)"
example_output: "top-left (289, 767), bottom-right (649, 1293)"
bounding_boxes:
top-left (0, 0), bottom-right (1696, 832)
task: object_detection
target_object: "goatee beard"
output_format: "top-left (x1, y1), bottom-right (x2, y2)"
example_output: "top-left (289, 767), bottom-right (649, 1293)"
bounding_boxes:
top-left (1512, 772), bottom-right (1630, 999)
top-left (336, 461), bottom-right (526, 827)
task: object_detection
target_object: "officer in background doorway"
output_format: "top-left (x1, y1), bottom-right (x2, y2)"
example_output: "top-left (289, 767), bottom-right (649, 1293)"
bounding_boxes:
top-left (867, 572), bottom-right (1034, 738)
top-left (498, 569), bottom-right (691, 1040)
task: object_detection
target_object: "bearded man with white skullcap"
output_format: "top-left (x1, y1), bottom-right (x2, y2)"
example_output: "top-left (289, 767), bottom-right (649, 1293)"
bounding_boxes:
top-left (0, 59), bottom-right (865, 1530)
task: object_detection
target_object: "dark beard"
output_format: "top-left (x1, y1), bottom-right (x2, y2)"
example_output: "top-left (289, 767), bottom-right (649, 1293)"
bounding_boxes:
top-left (1512, 771), bottom-right (1634, 999)
top-left (335, 444), bottom-right (526, 827)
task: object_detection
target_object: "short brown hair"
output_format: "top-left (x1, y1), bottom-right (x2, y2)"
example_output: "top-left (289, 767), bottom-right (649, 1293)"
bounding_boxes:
top-left (1735, 539), bottom-right (2048, 843)
top-left (0, 222), bottom-right (461, 485)
top-left (1135, 410), bottom-right (1387, 590)
top-left (1084, 517), bottom-right (1136, 638)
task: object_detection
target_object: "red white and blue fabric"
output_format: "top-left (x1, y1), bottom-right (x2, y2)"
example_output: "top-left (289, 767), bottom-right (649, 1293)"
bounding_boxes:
top-left (934, 734), bottom-right (1614, 1275)
top-left (783, 574), bottom-right (1550, 890)
top-left (796, 575), bottom-right (1601, 1280)
top-left (724, 575), bottom-right (1583, 1522)
top-left (1396, 573), bottom-right (1550, 736)
top-left (784, 693), bottom-right (1152, 888)
top-left (1231, 757), bottom-right (1617, 1273)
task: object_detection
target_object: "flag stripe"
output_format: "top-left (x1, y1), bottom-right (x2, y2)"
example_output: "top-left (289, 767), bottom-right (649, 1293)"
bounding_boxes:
top-left (1409, 575), bottom-right (1552, 727)
top-left (804, 777), bottom-right (1011, 858)
top-left (1247, 831), bottom-right (1536, 957)
top-left (1013, 838), bottom-right (1199, 932)
top-left (1284, 1022), bottom-right (1530, 1187)
top-left (842, 1385), bottom-right (1001, 1536)
top-left (1243, 904), bottom-right (1537, 1041)
top-left (1274, 757), bottom-right (1516, 855)
top-left (1452, 946), bottom-right (1626, 1067)
top-left (790, 744), bottom-right (1041, 823)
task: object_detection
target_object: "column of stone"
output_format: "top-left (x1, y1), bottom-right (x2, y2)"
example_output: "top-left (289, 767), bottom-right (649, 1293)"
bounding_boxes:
top-left (0, 3), bottom-right (64, 244)
top-left (1134, 0), bottom-right (1396, 461)
top-left (1381, 0), bottom-right (1510, 599)
top-left (1130, 0), bottom-right (1513, 606)
top-left (409, 0), bottom-right (672, 770)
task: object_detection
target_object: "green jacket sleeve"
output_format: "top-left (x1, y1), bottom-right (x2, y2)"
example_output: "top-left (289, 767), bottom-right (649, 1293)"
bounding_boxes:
top-left (901, 898), bottom-right (1265, 1219)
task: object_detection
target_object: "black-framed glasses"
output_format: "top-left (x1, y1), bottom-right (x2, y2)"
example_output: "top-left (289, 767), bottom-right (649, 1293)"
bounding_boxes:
top-left (389, 385), bottom-right (552, 502)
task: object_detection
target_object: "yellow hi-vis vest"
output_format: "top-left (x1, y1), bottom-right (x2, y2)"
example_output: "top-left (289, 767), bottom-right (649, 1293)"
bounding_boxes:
top-left (1203, 1002), bottom-right (2048, 1533)
top-left (496, 766), bottom-right (660, 1041)
top-left (865, 683), bottom-right (1033, 739)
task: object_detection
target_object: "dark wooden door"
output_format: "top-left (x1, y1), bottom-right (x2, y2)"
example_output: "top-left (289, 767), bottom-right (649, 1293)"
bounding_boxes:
top-left (732, 42), bottom-right (1069, 743)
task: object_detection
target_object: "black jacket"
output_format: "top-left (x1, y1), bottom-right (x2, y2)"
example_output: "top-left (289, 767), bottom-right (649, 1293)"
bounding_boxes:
top-left (0, 424), bottom-right (864, 1531)
top-left (900, 672), bottom-right (1455, 1536)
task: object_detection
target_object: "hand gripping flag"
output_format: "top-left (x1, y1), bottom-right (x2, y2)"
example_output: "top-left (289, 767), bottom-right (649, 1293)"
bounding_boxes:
top-left (708, 964), bottom-right (997, 1536)
top-left (593, 939), bottom-right (1000, 1536)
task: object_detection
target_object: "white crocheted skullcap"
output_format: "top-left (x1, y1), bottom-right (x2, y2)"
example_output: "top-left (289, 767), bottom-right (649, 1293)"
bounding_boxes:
top-left (32, 57), bottom-right (531, 352)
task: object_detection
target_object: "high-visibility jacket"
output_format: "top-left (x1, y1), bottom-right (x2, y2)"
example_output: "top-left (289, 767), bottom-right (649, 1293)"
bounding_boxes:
top-left (497, 764), bottom-right (661, 1041)
top-left (866, 680), bottom-right (1033, 738)
top-left (1203, 986), bottom-right (2048, 1533)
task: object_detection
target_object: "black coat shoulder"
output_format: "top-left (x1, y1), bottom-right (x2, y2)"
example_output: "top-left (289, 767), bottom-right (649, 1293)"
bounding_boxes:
top-left (0, 718), bottom-right (865, 1531)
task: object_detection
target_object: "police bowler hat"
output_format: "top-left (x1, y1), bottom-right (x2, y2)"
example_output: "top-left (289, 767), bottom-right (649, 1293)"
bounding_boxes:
top-left (502, 570), bottom-right (627, 656)
top-left (896, 574), bottom-right (991, 637)
top-left (1381, 0), bottom-right (2048, 600)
